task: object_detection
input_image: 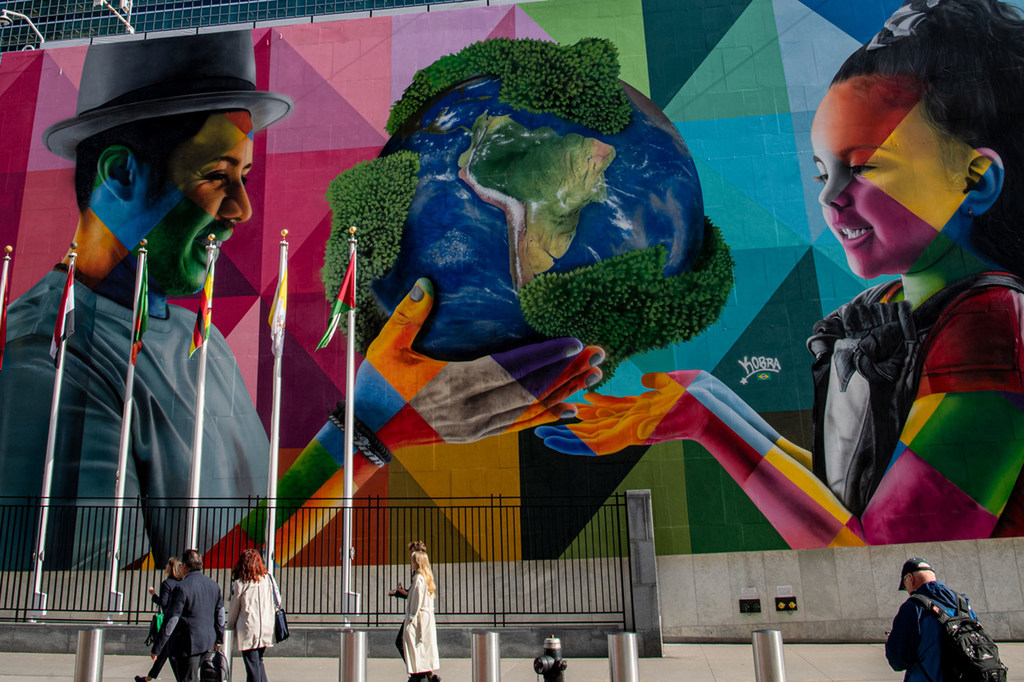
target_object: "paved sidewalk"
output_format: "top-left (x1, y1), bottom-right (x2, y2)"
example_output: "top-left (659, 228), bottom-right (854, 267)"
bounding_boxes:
top-left (4, 642), bottom-right (1024, 681)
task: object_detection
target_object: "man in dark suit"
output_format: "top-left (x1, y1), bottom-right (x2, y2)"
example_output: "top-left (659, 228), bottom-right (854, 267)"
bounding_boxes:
top-left (151, 549), bottom-right (225, 682)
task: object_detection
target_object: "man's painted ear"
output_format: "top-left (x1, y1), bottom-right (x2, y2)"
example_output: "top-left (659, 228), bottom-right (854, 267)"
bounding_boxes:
top-left (960, 147), bottom-right (1004, 218)
top-left (95, 145), bottom-right (142, 201)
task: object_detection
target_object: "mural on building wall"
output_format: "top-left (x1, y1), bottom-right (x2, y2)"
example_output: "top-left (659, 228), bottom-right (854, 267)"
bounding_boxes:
top-left (3, 0), bottom-right (1024, 567)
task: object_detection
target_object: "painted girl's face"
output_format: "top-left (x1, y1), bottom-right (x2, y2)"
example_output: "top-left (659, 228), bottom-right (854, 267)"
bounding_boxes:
top-left (811, 77), bottom-right (975, 279)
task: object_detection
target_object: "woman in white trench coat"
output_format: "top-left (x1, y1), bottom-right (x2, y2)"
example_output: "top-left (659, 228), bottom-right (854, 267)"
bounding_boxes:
top-left (227, 549), bottom-right (281, 682)
top-left (403, 550), bottom-right (440, 682)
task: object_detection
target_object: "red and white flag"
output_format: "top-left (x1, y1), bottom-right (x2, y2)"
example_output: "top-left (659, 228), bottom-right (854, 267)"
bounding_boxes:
top-left (50, 261), bottom-right (76, 367)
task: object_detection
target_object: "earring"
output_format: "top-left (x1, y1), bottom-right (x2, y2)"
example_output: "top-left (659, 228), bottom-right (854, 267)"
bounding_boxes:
top-left (968, 206), bottom-right (975, 218)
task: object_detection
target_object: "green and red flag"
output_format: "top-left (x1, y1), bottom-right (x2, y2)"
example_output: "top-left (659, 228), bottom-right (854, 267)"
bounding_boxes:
top-left (316, 255), bottom-right (355, 350)
top-left (131, 257), bottom-right (149, 365)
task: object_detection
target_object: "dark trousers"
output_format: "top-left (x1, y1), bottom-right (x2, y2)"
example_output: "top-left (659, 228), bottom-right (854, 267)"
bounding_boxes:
top-left (147, 647), bottom-right (169, 679)
top-left (168, 653), bottom-right (202, 682)
top-left (241, 647), bottom-right (268, 682)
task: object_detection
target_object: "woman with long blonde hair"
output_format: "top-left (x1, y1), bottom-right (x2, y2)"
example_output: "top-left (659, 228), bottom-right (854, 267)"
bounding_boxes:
top-left (402, 549), bottom-right (440, 682)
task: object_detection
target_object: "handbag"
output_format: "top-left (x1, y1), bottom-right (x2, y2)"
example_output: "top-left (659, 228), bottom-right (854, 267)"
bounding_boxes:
top-left (270, 574), bottom-right (289, 643)
top-left (144, 612), bottom-right (164, 646)
top-left (200, 647), bottom-right (228, 682)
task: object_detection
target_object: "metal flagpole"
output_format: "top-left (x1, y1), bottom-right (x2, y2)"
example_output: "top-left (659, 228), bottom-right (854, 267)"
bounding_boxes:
top-left (341, 226), bottom-right (359, 615)
top-left (107, 242), bottom-right (147, 615)
top-left (31, 242), bottom-right (77, 616)
top-left (187, 235), bottom-right (218, 550)
top-left (266, 230), bottom-right (288, 573)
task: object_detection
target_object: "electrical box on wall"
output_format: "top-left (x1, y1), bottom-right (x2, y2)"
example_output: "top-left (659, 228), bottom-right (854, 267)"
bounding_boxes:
top-left (776, 585), bottom-right (797, 611)
top-left (776, 597), bottom-right (798, 611)
top-left (739, 598), bottom-right (762, 613)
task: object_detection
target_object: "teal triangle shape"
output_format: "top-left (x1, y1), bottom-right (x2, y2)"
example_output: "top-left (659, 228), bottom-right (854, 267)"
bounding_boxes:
top-left (680, 114), bottom-right (812, 244)
top-left (669, 245), bottom-right (806, 372)
top-left (773, 0), bottom-right (867, 114)
top-left (664, 0), bottom-right (790, 122)
top-left (642, 0), bottom-right (754, 109)
top-left (811, 245), bottom-right (892, 318)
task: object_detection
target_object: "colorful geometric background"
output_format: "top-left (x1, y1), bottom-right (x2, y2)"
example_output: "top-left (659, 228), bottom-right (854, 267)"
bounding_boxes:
top-left (1, 0), bottom-right (1011, 560)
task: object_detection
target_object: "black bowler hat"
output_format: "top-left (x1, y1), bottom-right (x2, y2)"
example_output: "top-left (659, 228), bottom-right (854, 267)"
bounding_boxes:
top-left (898, 557), bottom-right (933, 590)
top-left (43, 31), bottom-right (293, 160)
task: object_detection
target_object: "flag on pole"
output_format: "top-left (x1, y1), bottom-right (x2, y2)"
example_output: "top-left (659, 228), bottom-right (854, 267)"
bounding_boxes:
top-left (50, 261), bottom-right (76, 367)
top-left (0, 249), bottom-right (11, 372)
top-left (131, 257), bottom-right (149, 365)
top-left (189, 258), bottom-right (215, 358)
top-left (269, 267), bottom-right (287, 357)
top-left (316, 255), bottom-right (355, 350)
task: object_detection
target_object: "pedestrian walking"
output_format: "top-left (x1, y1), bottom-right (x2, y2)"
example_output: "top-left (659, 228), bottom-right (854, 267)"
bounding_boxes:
top-left (135, 556), bottom-right (184, 682)
top-left (886, 557), bottom-right (1006, 681)
top-left (227, 548), bottom-right (281, 682)
top-left (150, 549), bottom-right (225, 682)
top-left (402, 547), bottom-right (440, 682)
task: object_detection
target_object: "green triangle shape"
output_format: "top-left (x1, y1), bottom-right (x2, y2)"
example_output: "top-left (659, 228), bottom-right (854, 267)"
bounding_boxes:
top-left (712, 247), bottom-right (820, 414)
top-left (664, 0), bottom-right (789, 122)
top-left (642, 0), bottom-right (754, 109)
top-left (521, 0), bottom-right (651, 97)
top-left (559, 440), bottom-right (690, 559)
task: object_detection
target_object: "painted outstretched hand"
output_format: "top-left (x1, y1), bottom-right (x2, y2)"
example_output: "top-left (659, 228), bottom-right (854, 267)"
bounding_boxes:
top-left (357, 278), bottom-right (606, 448)
top-left (536, 371), bottom-right (699, 455)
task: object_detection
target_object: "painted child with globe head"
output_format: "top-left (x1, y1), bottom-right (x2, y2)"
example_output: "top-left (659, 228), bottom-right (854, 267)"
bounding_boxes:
top-left (538, 0), bottom-right (1024, 547)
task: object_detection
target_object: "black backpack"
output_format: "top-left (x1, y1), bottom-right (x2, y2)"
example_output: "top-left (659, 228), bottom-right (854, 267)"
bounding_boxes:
top-left (910, 593), bottom-right (1007, 682)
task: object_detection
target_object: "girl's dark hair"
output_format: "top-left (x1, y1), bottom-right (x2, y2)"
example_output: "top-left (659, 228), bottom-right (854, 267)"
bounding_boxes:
top-left (833, 0), bottom-right (1024, 277)
top-left (232, 548), bottom-right (268, 583)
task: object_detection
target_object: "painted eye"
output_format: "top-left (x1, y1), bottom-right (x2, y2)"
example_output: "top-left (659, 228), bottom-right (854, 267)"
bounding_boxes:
top-left (850, 165), bottom-right (872, 175)
top-left (812, 173), bottom-right (828, 184)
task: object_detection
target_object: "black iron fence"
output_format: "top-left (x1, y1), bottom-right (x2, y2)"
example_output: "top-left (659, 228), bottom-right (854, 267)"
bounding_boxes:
top-left (0, 495), bottom-right (632, 628)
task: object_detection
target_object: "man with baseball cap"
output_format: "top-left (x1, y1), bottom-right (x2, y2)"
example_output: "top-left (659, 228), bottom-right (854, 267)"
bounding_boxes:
top-left (885, 557), bottom-right (969, 681)
top-left (0, 31), bottom-right (291, 567)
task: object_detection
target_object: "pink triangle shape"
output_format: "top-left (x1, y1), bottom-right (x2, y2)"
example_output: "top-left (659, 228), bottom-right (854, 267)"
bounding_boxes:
top-left (274, 20), bottom-right (394, 137)
top-left (221, 296), bottom-right (262, 400)
top-left (511, 6), bottom-right (554, 41)
top-left (28, 52), bottom-right (80, 172)
top-left (259, 145), bottom-right (381, 290)
top-left (390, 6), bottom-right (516, 104)
top-left (265, 31), bottom-right (387, 156)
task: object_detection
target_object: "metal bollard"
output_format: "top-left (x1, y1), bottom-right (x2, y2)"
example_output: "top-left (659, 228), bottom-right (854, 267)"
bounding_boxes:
top-left (752, 629), bottom-right (787, 682)
top-left (339, 628), bottom-right (367, 682)
top-left (222, 629), bottom-right (234, 681)
top-left (74, 629), bottom-right (104, 682)
top-left (608, 632), bottom-right (640, 682)
top-left (472, 631), bottom-right (501, 682)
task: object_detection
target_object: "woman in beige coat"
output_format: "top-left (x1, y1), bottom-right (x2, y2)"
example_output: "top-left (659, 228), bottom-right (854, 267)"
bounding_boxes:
top-left (403, 550), bottom-right (440, 682)
top-left (227, 549), bottom-right (281, 682)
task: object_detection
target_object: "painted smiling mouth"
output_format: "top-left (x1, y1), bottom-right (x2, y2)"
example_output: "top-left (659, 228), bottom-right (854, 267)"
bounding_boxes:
top-left (839, 227), bottom-right (870, 239)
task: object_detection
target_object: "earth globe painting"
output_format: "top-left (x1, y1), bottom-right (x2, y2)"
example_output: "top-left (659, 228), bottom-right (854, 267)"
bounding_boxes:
top-left (324, 38), bottom-right (734, 378)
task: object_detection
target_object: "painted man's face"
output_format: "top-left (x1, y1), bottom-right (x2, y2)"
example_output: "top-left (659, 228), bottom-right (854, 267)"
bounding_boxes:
top-left (146, 111), bottom-right (254, 295)
top-left (811, 77), bottom-right (975, 279)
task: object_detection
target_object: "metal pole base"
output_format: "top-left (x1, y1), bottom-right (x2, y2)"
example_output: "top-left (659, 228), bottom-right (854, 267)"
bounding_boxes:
top-left (107, 590), bottom-right (124, 617)
top-left (339, 629), bottom-right (367, 682)
top-left (608, 632), bottom-right (639, 682)
top-left (752, 629), bottom-right (787, 682)
top-left (74, 629), bottom-right (104, 682)
top-left (472, 631), bottom-right (501, 682)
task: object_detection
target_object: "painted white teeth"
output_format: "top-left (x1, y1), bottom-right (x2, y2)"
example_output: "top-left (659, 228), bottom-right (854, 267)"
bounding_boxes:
top-left (841, 228), bottom-right (868, 239)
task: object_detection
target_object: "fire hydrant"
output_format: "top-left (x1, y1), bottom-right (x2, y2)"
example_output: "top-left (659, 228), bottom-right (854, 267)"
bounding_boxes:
top-left (533, 636), bottom-right (568, 681)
